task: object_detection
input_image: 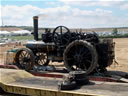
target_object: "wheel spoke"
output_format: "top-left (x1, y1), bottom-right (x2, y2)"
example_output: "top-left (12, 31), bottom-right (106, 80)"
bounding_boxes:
top-left (82, 49), bottom-right (89, 56)
top-left (25, 53), bottom-right (29, 57)
top-left (83, 63), bottom-right (87, 70)
top-left (68, 48), bottom-right (76, 55)
top-left (85, 60), bottom-right (92, 63)
top-left (40, 59), bottom-right (45, 64)
top-left (38, 60), bottom-right (41, 64)
top-left (21, 52), bottom-right (25, 57)
top-left (67, 57), bottom-right (74, 61)
top-left (72, 65), bottom-right (77, 70)
top-left (74, 43), bottom-right (79, 53)
top-left (23, 51), bottom-right (27, 56)
top-left (63, 37), bottom-right (68, 41)
top-left (79, 46), bottom-right (85, 55)
top-left (55, 32), bottom-right (60, 36)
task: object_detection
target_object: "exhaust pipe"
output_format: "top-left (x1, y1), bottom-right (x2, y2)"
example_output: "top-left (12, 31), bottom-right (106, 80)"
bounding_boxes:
top-left (33, 16), bottom-right (39, 41)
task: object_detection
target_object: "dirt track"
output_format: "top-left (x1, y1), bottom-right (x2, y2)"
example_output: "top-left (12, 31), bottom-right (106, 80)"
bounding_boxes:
top-left (107, 38), bottom-right (128, 72)
top-left (0, 38), bottom-right (128, 72)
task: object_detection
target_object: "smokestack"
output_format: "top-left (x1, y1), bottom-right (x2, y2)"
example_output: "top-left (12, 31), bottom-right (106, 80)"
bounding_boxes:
top-left (33, 16), bottom-right (39, 41)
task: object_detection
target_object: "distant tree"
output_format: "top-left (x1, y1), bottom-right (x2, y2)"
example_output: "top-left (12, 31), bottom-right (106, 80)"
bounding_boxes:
top-left (112, 28), bottom-right (118, 35)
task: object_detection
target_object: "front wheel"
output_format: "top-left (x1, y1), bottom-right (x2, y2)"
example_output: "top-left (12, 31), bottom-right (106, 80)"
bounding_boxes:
top-left (14, 48), bottom-right (35, 71)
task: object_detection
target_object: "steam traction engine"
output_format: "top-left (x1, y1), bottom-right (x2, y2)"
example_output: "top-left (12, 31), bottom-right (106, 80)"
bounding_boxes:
top-left (14, 16), bottom-right (115, 75)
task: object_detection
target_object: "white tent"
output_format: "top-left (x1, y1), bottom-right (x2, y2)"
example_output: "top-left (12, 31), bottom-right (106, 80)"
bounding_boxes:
top-left (0, 31), bottom-right (11, 35)
top-left (0, 42), bottom-right (6, 45)
top-left (0, 31), bottom-right (11, 37)
top-left (11, 30), bottom-right (31, 36)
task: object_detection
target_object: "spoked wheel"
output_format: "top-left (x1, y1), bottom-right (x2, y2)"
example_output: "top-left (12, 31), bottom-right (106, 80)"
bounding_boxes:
top-left (15, 48), bottom-right (35, 71)
top-left (63, 40), bottom-right (98, 75)
top-left (35, 53), bottom-right (49, 66)
top-left (52, 26), bottom-right (71, 46)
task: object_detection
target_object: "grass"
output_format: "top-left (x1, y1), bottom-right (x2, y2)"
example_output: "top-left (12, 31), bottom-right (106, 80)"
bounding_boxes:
top-left (9, 35), bottom-right (34, 40)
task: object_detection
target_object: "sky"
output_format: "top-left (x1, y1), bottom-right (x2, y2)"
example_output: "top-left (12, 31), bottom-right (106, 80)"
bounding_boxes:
top-left (0, 0), bottom-right (128, 28)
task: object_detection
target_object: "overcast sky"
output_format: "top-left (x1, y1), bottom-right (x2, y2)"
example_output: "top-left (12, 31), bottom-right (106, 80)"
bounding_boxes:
top-left (0, 0), bottom-right (128, 28)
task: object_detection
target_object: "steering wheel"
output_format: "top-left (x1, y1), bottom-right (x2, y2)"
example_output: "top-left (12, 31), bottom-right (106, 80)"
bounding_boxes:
top-left (52, 26), bottom-right (71, 46)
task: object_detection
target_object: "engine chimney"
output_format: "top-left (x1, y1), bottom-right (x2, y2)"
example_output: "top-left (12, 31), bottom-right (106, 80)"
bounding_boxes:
top-left (33, 16), bottom-right (39, 41)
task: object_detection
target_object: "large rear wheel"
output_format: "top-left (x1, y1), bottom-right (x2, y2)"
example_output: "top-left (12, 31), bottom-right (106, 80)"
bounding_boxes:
top-left (63, 40), bottom-right (98, 75)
